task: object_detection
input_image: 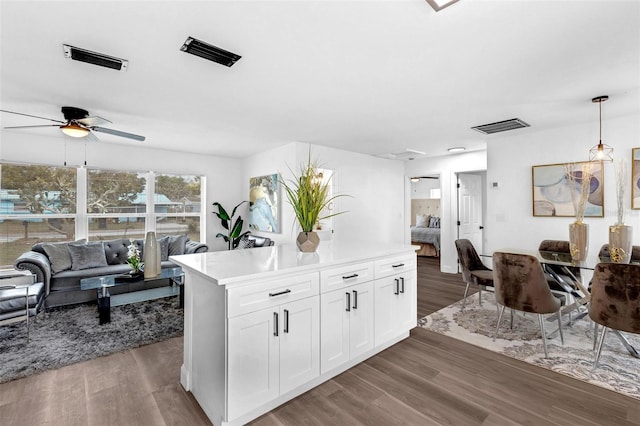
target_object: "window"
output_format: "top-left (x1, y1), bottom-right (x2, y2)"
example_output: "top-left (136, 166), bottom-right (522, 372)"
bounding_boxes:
top-left (154, 174), bottom-right (202, 242)
top-left (0, 164), bottom-right (77, 267)
top-left (0, 163), bottom-right (205, 268)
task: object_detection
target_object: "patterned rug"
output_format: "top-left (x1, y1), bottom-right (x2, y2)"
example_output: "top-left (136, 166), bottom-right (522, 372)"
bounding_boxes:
top-left (0, 297), bottom-right (183, 384)
top-left (418, 293), bottom-right (640, 400)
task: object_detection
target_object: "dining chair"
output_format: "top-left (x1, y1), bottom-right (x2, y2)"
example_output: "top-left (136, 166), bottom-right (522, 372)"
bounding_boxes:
top-left (589, 262), bottom-right (640, 368)
top-left (597, 243), bottom-right (640, 262)
top-left (492, 251), bottom-right (564, 358)
top-left (454, 239), bottom-right (493, 310)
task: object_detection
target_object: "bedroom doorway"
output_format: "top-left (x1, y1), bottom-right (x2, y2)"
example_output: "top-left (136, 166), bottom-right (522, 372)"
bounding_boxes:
top-left (409, 175), bottom-right (441, 259)
top-left (456, 172), bottom-right (486, 256)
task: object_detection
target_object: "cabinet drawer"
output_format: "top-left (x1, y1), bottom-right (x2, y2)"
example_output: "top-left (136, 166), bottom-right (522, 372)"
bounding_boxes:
top-left (227, 273), bottom-right (319, 318)
top-left (374, 253), bottom-right (416, 279)
top-left (320, 262), bottom-right (374, 293)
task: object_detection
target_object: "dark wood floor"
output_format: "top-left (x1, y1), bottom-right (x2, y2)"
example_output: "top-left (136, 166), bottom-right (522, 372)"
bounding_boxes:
top-left (1, 257), bottom-right (638, 425)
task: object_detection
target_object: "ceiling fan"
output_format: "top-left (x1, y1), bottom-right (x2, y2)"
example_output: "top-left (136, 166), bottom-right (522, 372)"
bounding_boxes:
top-left (0, 106), bottom-right (145, 142)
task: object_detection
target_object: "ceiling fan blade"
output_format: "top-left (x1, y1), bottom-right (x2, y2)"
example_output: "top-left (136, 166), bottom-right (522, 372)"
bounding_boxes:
top-left (86, 131), bottom-right (100, 143)
top-left (77, 116), bottom-right (111, 126)
top-left (3, 124), bottom-right (61, 129)
top-left (0, 109), bottom-right (65, 124)
top-left (92, 126), bottom-right (145, 141)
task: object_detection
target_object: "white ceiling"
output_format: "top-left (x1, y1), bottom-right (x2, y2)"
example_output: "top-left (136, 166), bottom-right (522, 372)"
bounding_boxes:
top-left (1, 0), bottom-right (639, 159)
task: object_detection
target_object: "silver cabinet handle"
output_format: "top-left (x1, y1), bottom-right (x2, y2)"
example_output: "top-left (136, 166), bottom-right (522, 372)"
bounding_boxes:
top-left (400, 277), bottom-right (405, 294)
top-left (394, 278), bottom-right (400, 295)
top-left (269, 289), bottom-right (291, 297)
top-left (346, 292), bottom-right (351, 312)
top-left (274, 312), bottom-right (279, 337)
top-left (284, 309), bottom-right (289, 333)
top-left (353, 290), bottom-right (358, 309)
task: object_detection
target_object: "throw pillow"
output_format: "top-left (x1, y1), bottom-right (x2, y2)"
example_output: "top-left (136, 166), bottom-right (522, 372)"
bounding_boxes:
top-left (167, 234), bottom-right (188, 256)
top-left (68, 241), bottom-right (108, 271)
top-left (41, 242), bottom-right (72, 274)
top-left (237, 235), bottom-right (255, 249)
top-left (415, 214), bottom-right (430, 228)
top-left (158, 236), bottom-right (170, 261)
top-left (429, 216), bottom-right (440, 228)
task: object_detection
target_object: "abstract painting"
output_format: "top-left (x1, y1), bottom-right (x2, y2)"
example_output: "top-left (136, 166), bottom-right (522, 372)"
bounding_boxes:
top-left (249, 174), bottom-right (280, 232)
top-left (633, 148), bottom-right (640, 209)
top-left (532, 161), bottom-right (604, 217)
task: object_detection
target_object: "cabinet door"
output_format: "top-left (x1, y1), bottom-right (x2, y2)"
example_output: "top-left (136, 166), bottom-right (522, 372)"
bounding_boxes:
top-left (279, 296), bottom-right (320, 394)
top-left (374, 276), bottom-right (397, 346)
top-left (348, 281), bottom-right (374, 359)
top-left (228, 308), bottom-right (279, 419)
top-left (395, 273), bottom-right (417, 333)
top-left (320, 288), bottom-right (351, 374)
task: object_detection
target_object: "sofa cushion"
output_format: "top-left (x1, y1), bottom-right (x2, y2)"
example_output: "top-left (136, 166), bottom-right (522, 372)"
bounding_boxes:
top-left (103, 238), bottom-right (133, 266)
top-left (158, 236), bottom-right (170, 261)
top-left (167, 234), bottom-right (188, 256)
top-left (41, 242), bottom-right (73, 274)
top-left (51, 264), bottom-right (132, 291)
top-left (68, 242), bottom-right (108, 271)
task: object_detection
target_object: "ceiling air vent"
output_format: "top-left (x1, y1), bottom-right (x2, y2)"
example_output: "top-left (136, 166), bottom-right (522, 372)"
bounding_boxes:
top-left (471, 118), bottom-right (530, 135)
top-left (63, 44), bottom-right (128, 71)
top-left (180, 37), bottom-right (241, 67)
top-left (377, 149), bottom-right (426, 161)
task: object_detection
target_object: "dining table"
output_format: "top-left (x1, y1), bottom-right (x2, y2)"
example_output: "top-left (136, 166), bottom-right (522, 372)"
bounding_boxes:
top-left (481, 249), bottom-right (640, 358)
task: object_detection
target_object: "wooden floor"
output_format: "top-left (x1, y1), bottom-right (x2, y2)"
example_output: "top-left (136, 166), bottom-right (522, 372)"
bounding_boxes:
top-left (1, 257), bottom-right (638, 425)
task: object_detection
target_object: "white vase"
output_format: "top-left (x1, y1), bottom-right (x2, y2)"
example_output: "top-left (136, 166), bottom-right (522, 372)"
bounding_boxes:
top-left (609, 223), bottom-right (633, 263)
top-left (144, 231), bottom-right (159, 278)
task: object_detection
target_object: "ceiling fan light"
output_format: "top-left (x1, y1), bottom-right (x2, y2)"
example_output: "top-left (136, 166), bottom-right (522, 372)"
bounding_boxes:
top-left (61, 123), bottom-right (90, 138)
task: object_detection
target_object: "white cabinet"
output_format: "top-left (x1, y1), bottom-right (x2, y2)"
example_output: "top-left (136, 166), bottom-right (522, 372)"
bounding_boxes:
top-left (374, 259), bottom-right (417, 347)
top-left (320, 281), bottom-right (374, 374)
top-left (228, 295), bottom-right (319, 420)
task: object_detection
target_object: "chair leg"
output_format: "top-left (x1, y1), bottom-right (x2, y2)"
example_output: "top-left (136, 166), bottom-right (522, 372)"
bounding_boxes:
top-left (538, 314), bottom-right (549, 358)
top-left (556, 308), bottom-right (564, 345)
top-left (461, 283), bottom-right (471, 310)
top-left (594, 326), bottom-right (609, 369)
top-left (593, 322), bottom-right (599, 351)
top-left (494, 305), bottom-right (506, 341)
top-left (510, 309), bottom-right (514, 329)
top-left (478, 287), bottom-right (483, 306)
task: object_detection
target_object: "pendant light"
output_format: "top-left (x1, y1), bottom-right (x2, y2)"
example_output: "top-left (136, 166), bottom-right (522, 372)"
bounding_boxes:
top-left (588, 95), bottom-right (613, 162)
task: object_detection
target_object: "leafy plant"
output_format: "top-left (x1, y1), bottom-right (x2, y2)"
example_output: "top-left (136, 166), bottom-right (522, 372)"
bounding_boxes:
top-left (213, 201), bottom-right (250, 250)
top-left (281, 152), bottom-right (348, 232)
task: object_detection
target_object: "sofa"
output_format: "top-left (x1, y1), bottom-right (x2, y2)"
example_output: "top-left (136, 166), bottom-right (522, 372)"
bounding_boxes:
top-left (14, 236), bottom-right (208, 308)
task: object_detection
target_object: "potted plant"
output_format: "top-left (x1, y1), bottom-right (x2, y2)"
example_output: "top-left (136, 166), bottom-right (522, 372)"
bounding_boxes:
top-left (213, 201), bottom-right (250, 250)
top-left (281, 153), bottom-right (348, 252)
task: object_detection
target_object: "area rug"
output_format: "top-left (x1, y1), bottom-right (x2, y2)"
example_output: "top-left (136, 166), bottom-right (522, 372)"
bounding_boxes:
top-left (0, 297), bottom-right (183, 384)
top-left (418, 293), bottom-right (640, 400)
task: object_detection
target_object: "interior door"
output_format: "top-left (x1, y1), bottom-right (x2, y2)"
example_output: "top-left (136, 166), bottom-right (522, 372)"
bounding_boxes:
top-left (457, 173), bottom-right (484, 254)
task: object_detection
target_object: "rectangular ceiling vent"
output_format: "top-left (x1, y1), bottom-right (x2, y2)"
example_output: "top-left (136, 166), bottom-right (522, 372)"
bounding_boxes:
top-left (63, 44), bottom-right (128, 71)
top-left (471, 118), bottom-right (530, 135)
top-left (180, 37), bottom-right (241, 67)
top-left (377, 149), bottom-right (426, 161)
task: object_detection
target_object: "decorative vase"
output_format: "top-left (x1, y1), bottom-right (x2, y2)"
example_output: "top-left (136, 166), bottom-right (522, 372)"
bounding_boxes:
top-left (569, 221), bottom-right (588, 261)
top-left (144, 231), bottom-right (159, 278)
top-left (609, 223), bottom-right (633, 263)
top-left (296, 231), bottom-right (320, 252)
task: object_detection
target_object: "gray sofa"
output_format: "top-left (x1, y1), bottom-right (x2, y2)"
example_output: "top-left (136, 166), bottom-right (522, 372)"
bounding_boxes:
top-left (14, 236), bottom-right (207, 308)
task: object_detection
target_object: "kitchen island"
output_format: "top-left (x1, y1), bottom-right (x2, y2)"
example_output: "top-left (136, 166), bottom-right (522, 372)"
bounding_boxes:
top-left (170, 241), bottom-right (417, 426)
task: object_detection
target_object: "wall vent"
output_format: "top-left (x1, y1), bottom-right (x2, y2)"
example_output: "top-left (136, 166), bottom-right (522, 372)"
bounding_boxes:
top-left (471, 118), bottom-right (530, 135)
top-left (180, 37), bottom-right (241, 67)
top-left (63, 44), bottom-right (128, 71)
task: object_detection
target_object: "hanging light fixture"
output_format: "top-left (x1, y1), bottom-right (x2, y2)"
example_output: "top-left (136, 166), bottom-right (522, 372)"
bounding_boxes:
top-left (588, 95), bottom-right (613, 162)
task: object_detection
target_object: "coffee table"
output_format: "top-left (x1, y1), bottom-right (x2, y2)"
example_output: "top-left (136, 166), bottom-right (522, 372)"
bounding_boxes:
top-left (80, 267), bottom-right (184, 324)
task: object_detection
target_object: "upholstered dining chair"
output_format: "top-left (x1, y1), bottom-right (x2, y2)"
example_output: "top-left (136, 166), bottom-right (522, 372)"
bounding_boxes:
top-left (589, 262), bottom-right (640, 368)
top-left (492, 252), bottom-right (564, 358)
top-left (454, 239), bottom-right (493, 310)
top-left (598, 243), bottom-right (640, 262)
top-left (538, 240), bottom-right (581, 297)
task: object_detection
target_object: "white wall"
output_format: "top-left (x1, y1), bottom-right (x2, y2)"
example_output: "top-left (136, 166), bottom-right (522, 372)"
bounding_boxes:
top-left (243, 142), bottom-right (407, 246)
top-left (0, 132), bottom-right (243, 251)
top-left (410, 178), bottom-right (439, 199)
top-left (486, 114), bottom-right (640, 256)
top-left (404, 150), bottom-right (487, 273)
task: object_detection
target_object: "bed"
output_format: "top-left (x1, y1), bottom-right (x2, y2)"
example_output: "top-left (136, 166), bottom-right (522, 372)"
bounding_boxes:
top-left (411, 215), bottom-right (440, 257)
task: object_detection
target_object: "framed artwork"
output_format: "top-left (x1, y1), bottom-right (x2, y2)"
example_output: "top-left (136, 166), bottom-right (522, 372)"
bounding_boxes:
top-left (633, 148), bottom-right (640, 209)
top-left (532, 161), bottom-right (604, 217)
top-left (249, 174), bottom-right (280, 233)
